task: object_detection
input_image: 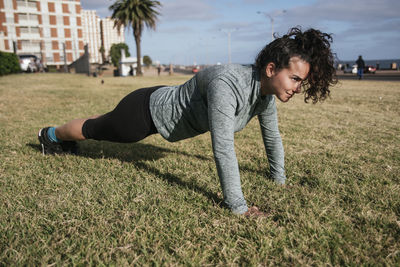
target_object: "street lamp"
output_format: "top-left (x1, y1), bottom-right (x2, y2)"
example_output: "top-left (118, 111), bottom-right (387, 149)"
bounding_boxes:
top-left (257, 10), bottom-right (286, 41)
top-left (219, 28), bottom-right (238, 64)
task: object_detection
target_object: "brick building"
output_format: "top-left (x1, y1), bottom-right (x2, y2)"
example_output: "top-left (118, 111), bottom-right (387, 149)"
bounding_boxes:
top-left (0, 0), bottom-right (84, 66)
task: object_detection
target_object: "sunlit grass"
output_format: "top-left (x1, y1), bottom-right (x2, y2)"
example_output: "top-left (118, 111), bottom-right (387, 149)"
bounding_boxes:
top-left (0, 73), bottom-right (399, 265)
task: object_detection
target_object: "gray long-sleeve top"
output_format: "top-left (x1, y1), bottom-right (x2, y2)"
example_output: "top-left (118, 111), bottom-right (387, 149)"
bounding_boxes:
top-left (149, 64), bottom-right (286, 214)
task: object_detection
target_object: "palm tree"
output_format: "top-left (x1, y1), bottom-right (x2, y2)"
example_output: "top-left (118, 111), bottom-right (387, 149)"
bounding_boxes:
top-left (110, 0), bottom-right (161, 76)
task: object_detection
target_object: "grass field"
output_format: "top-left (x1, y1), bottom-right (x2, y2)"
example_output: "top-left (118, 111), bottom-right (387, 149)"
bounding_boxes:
top-left (0, 73), bottom-right (399, 265)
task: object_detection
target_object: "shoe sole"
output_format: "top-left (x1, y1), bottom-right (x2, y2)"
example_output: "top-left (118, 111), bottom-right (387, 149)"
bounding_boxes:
top-left (38, 128), bottom-right (46, 155)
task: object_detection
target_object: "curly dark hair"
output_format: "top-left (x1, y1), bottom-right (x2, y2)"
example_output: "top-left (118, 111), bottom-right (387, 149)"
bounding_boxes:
top-left (255, 27), bottom-right (337, 103)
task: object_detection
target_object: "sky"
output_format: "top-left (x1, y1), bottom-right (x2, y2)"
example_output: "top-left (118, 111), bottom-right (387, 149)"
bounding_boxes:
top-left (80, 0), bottom-right (400, 65)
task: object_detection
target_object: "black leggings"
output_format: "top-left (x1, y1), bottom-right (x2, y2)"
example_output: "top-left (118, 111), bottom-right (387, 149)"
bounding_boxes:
top-left (82, 85), bottom-right (164, 143)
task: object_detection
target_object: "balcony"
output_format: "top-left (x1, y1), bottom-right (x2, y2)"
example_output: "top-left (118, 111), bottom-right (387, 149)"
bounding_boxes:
top-left (20, 41), bottom-right (41, 53)
top-left (20, 32), bottom-right (40, 39)
top-left (16, 1), bottom-right (38, 13)
top-left (17, 6), bottom-right (38, 13)
top-left (18, 19), bottom-right (39, 27)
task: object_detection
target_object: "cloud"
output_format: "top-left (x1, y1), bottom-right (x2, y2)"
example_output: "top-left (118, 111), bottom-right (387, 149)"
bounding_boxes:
top-left (211, 20), bottom-right (266, 41)
top-left (278, 0), bottom-right (400, 26)
top-left (158, 26), bottom-right (194, 34)
top-left (270, 0), bottom-right (400, 43)
top-left (339, 19), bottom-right (400, 38)
top-left (82, 0), bottom-right (216, 21)
top-left (80, 0), bottom-right (112, 10)
top-left (80, 0), bottom-right (113, 18)
top-left (160, 0), bottom-right (217, 21)
top-left (318, 0), bottom-right (399, 21)
top-left (242, 0), bottom-right (266, 4)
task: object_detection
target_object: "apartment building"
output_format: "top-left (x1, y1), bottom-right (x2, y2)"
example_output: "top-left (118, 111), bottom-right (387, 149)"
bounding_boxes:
top-left (100, 17), bottom-right (124, 62)
top-left (80, 12), bottom-right (126, 64)
top-left (81, 10), bottom-right (101, 64)
top-left (0, 0), bottom-right (84, 66)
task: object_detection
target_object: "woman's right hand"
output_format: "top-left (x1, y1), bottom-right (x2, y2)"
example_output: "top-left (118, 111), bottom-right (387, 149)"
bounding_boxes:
top-left (243, 206), bottom-right (268, 218)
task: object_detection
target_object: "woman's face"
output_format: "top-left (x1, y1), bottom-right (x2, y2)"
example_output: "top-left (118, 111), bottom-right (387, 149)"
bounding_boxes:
top-left (263, 57), bottom-right (310, 102)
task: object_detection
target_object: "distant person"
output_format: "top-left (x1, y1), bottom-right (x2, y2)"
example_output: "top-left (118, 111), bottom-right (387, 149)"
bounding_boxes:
top-left (36, 58), bottom-right (44, 72)
top-left (157, 65), bottom-right (161, 76)
top-left (356, 55), bottom-right (365, 80)
top-left (37, 27), bottom-right (337, 217)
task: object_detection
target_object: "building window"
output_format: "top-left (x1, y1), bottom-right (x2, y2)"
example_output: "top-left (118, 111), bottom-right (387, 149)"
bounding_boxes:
top-left (19, 13), bottom-right (28, 21)
top-left (66, 41), bottom-right (72, 50)
top-left (64, 28), bottom-right (71, 38)
top-left (51, 28), bottom-right (57, 37)
top-left (62, 3), bottom-right (69, 13)
top-left (20, 40), bottom-right (41, 52)
top-left (4, 40), bottom-right (10, 50)
top-left (52, 41), bottom-right (58, 50)
top-left (48, 2), bottom-right (55, 13)
top-left (49, 15), bottom-right (56, 25)
top-left (16, 0), bottom-right (25, 8)
top-left (27, 1), bottom-right (36, 8)
top-left (19, 13), bottom-right (39, 23)
top-left (31, 27), bottom-right (39, 34)
top-left (20, 27), bottom-right (29, 33)
top-left (63, 16), bottom-right (70, 26)
top-left (30, 14), bottom-right (38, 22)
top-left (21, 40), bottom-right (30, 48)
top-left (53, 52), bottom-right (60, 62)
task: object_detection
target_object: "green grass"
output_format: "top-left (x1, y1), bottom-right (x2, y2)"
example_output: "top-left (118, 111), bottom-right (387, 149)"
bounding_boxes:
top-left (0, 73), bottom-right (399, 265)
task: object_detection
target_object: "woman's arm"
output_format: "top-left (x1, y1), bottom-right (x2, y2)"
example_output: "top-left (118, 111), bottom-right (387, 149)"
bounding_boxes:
top-left (258, 98), bottom-right (286, 184)
top-left (207, 80), bottom-right (248, 214)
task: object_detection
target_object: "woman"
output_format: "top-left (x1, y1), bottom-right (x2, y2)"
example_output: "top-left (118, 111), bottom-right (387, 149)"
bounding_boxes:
top-left (38, 27), bottom-right (337, 217)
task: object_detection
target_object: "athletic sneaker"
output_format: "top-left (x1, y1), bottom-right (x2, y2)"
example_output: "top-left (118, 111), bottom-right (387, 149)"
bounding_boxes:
top-left (38, 127), bottom-right (79, 155)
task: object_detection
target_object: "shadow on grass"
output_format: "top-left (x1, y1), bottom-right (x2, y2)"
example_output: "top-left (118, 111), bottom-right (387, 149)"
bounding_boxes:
top-left (80, 140), bottom-right (210, 162)
top-left (238, 164), bottom-right (275, 184)
top-left (27, 141), bottom-right (224, 208)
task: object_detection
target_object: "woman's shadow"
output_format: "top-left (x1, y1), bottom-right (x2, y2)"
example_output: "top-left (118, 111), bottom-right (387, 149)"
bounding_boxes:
top-left (28, 140), bottom-right (224, 208)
